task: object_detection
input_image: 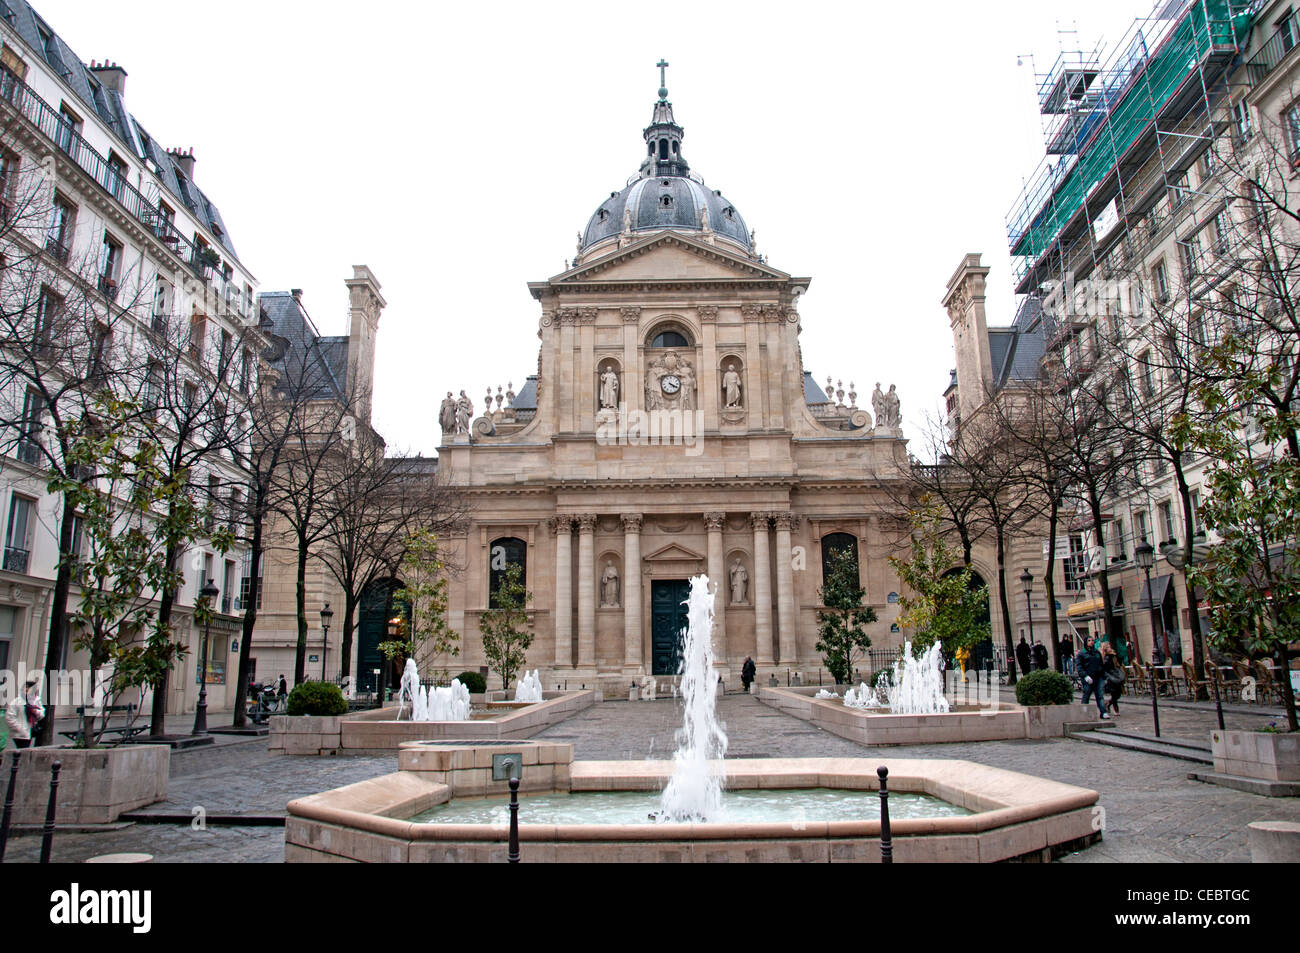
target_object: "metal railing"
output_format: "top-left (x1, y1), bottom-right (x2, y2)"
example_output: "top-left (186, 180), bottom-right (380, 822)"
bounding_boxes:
top-left (2, 547), bottom-right (29, 573)
top-left (0, 65), bottom-right (200, 269)
top-left (1246, 8), bottom-right (1300, 84)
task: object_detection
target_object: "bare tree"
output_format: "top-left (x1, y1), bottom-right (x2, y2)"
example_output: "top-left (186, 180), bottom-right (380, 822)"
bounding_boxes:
top-left (311, 439), bottom-right (469, 687)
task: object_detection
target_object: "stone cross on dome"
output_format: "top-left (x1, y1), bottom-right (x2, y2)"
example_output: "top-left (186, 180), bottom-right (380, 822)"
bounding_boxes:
top-left (657, 59), bottom-right (670, 100)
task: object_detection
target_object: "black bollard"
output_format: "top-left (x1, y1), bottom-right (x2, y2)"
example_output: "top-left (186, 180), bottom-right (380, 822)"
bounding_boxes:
top-left (39, 760), bottom-right (61, 864)
top-left (507, 775), bottom-right (520, 864)
top-left (0, 749), bottom-right (21, 862)
top-left (878, 765), bottom-right (892, 864)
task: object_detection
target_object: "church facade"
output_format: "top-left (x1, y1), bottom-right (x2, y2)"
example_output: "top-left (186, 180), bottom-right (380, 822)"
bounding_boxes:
top-left (435, 76), bottom-right (915, 692)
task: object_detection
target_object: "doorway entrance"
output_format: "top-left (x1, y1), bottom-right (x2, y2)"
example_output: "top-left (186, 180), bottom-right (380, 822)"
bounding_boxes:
top-left (651, 579), bottom-right (690, 676)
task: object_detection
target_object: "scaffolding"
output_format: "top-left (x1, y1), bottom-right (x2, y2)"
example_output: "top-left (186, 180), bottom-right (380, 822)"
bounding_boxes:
top-left (1005, 0), bottom-right (1261, 296)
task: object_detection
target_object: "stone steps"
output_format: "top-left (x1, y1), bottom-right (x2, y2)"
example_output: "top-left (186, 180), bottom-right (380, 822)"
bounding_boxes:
top-left (1066, 726), bottom-right (1213, 764)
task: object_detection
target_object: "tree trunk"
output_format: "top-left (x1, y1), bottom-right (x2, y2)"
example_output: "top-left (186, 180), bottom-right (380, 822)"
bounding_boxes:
top-left (340, 590), bottom-right (358, 679)
top-left (35, 495), bottom-right (77, 745)
top-left (1172, 463), bottom-right (1208, 699)
top-left (149, 540), bottom-right (180, 739)
top-left (1087, 485), bottom-right (1117, 657)
top-left (231, 503), bottom-right (266, 729)
top-left (995, 525), bottom-right (1016, 686)
top-left (1045, 494), bottom-right (1063, 673)
top-left (294, 536), bottom-right (308, 685)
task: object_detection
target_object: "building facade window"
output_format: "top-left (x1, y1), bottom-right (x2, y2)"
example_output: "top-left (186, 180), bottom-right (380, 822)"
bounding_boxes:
top-left (1152, 259), bottom-right (1169, 303)
top-left (1135, 510), bottom-right (1149, 545)
top-left (488, 536), bottom-right (527, 607)
top-left (820, 532), bottom-right (859, 590)
top-left (4, 494), bottom-right (34, 573)
top-left (1233, 99), bottom-right (1253, 141)
top-left (1064, 534), bottom-right (1086, 591)
top-left (98, 232), bottom-right (121, 299)
top-left (46, 194), bottom-right (73, 262)
top-left (18, 387), bottom-right (43, 465)
top-left (1158, 501), bottom-right (1175, 543)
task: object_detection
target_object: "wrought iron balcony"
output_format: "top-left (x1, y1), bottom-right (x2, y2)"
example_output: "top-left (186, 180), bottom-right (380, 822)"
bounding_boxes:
top-left (44, 235), bottom-right (69, 264)
top-left (1247, 9), bottom-right (1300, 85)
top-left (3, 547), bottom-right (29, 573)
top-left (0, 64), bottom-right (198, 266)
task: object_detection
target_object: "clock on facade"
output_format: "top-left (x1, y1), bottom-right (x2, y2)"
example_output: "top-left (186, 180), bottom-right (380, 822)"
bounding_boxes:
top-left (661, 375), bottom-right (681, 395)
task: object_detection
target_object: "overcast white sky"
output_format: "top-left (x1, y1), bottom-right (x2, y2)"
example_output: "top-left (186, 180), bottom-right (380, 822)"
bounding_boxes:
top-left (41, 0), bottom-right (1148, 456)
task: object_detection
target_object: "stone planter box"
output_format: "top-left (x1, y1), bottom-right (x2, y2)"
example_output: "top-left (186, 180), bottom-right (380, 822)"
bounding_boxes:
top-left (1211, 729), bottom-right (1300, 782)
top-left (1025, 704), bottom-right (1095, 739)
top-left (0, 745), bottom-right (169, 825)
top-left (269, 691), bottom-right (597, 756)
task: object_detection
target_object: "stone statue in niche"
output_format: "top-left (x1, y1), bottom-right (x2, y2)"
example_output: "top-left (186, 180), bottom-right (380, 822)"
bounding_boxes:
top-left (454, 390), bottom-right (473, 435)
top-left (600, 562), bottom-right (620, 607)
top-left (729, 559), bottom-right (749, 604)
top-left (722, 363), bottom-right (743, 409)
top-left (599, 366), bottom-right (619, 410)
top-left (438, 392), bottom-right (457, 433)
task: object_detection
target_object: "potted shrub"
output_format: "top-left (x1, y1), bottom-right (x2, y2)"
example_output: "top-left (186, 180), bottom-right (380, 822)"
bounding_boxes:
top-left (269, 682), bottom-right (348, 756)
top-left (1015, 670), bottom-right (1092, 738)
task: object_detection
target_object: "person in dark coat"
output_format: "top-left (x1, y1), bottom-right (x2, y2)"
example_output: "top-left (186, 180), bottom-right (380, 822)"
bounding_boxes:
top-left (1100, 642), bottom-right (1125, 714)
top-left (277, 674), bottom-right (288, 710)
top-left (1076, 637), bottom-right (1108, 718)
top-left (741, 657), bottom-right (756, 694)
top-left (1060, 635), bottom-right (1075, 675)
top-left (1032, 641), bottom-right (1049, 671)
top-left (1016, 636), bottom-right (1033, 676)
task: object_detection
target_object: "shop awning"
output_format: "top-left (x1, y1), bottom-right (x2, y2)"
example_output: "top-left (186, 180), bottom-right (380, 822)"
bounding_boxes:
top-left (1134, 574), bottom-right (1172, 611)
top-left (1065, 588), bottom-right (1125, 621)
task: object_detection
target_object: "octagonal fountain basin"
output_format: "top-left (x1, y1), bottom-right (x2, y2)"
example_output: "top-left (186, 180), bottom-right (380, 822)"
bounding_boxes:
top-left (285, 741), bottom-right (1101, 863)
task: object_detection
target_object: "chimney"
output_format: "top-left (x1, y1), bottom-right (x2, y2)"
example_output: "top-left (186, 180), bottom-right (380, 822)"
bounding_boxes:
top-left (290, 289), bottom-right (303, 301)
top-left (89, 60), bottom-right (127, 96)
top-left (167, 147), bottom-right (196, 179)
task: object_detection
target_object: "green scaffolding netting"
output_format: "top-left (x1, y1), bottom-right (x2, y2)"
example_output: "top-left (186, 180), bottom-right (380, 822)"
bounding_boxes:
top-left (1009, 0), bottom-right (1257, 267)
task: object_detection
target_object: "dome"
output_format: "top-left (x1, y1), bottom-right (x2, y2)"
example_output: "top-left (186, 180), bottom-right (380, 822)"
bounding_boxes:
top-left (577, 65), bottom-right (752, 258)
top-left (580, 176), bottom-right (752, 254)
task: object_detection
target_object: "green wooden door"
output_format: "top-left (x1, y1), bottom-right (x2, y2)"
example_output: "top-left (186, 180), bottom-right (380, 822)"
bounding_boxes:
top-left (651, 580), bottom-right (690, 676)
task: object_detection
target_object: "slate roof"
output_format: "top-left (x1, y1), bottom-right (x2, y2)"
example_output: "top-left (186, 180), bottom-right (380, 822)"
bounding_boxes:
top-left (990, 296), bottom-right (1049, 391)
top-left (803, 371), bottom-right (829, 404)
top-left (512, 376), bottom-right (538, 410)
top-left (258, 292), bottom-right (348, 401)
top-left (3, 0), bottom-right (242, 262)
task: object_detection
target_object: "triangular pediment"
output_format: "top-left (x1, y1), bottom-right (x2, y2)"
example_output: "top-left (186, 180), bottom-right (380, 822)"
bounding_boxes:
top-left (643, 541), bottom-right (707, 563)
top-left (556, 232), bottom-right (791, 285)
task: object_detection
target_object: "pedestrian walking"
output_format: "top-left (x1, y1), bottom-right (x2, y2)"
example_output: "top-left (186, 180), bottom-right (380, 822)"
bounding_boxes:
top-left (277, 674), bottom-right (288, 711)
top-left (741, 657), bottom-right (756, 694)
top-left (1101, 642), bottom-right (1125, 714)
top-left (5, 679), bottom-right (44, 748)
top-left (1032, 641), bottom-right (1049, 671)
top-left (1075, 637), bottom-right (1108, 718)
top-left (1060, 634), bottom-right (1075, 675)
top-left (1016, 636), bottom-right (1033, 676)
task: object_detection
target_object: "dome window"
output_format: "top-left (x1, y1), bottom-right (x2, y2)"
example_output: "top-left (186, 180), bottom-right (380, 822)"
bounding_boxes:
top-left (660, 195), bottom-right (673, 207)
top-left (724, 206), bottom-right (735, 219)
top-left (658, 140), bottom-right (669, 160)
top-left (598, 209), bottom-right (608, 222)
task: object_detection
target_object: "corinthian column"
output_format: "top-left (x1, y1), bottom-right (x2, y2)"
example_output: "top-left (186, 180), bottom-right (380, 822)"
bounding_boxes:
top-left (774, 512), bottom-right (800, 665)
top-left (622, 514), bottom-right (643, 671)
top-left (577, 514), bottom-right (598, 669)
top-left (751, 512), bottom-right (774, 665)
top-left (704, 512), bottom-right (727, 659)
top-left (551, 516), bottom-right (573, 667)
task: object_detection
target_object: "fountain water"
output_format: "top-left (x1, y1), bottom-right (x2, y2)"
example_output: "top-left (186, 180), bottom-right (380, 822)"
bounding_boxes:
top-left (514, 669), bottom-right (543, 703)
top-left (397, 658), bottom-right (471, 722)
top-left (888, 642), bottom-right (950, 715)
top-left (843, 682), bottom-right (885, 709)
top-left (659, 575), bottom-right (728, 822)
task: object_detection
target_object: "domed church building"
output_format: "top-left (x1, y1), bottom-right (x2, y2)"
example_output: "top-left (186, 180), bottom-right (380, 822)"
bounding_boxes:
top-left (433, 67), bottom-right (914, 692)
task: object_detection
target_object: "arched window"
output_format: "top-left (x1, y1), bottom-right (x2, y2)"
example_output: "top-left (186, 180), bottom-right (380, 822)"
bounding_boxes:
top-left (651, 330), bottom-right (689, 348)
top-left (821, 532), bottom-right (859, 588)
top-left (658, 139), bottom-right (669, 160)
top-left (489, 537), bottom-right (526, 608)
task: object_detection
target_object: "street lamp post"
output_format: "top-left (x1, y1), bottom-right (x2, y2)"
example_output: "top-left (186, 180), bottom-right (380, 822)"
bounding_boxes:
top-left (320, 603), bottom-right (333, 683)
top-left (1136, 542), bottom-right (1160, 738)
top-left (1020, 569), bottom-right (1035, 658)
top-left (192, 581), bottom-right (219, 736)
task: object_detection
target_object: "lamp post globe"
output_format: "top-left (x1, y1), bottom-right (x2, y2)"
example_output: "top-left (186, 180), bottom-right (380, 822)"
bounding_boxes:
top-left (193, 581), bottom-right (220, 736)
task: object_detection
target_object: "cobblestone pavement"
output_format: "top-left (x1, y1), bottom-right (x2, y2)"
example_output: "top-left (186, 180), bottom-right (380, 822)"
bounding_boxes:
top-left (537, 693), bottom-right (1300, 863)
top-left (5, 694), bottom-right (1297, 862)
